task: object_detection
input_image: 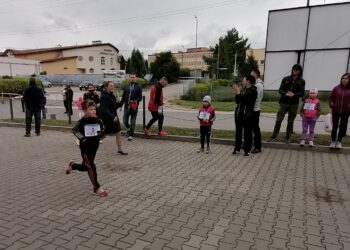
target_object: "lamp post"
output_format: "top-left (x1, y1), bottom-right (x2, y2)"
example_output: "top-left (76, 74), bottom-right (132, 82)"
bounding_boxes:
top-left (194, 15), bottom-right (198, 78)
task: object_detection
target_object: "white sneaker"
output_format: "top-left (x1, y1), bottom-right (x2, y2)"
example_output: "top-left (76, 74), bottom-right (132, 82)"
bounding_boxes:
top-left (335, 141), bottom-right (342, 149)
top-left (330, 141), bottom-right (336, 149)
top-left (128, 136), bottom-right (133, 141)
top-left (309, 141), bottom-right (314, 147)
top-left (300, 140), bottom-right (305, 146)
top-left (197, 148), bottom-right (204, 153)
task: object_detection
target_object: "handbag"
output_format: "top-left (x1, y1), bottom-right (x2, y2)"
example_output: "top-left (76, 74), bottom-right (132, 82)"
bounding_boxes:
top-left (324, 113), bottom-right (332, 133)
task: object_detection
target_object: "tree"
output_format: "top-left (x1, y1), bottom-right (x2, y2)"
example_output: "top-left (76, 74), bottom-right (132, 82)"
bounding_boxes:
top-left (240, 53), bottom-right (259, 77)
top-left (126, 49), bottom-right (147, 77)
top-left (203, 28), bottom-right (250, 79)
top-left (119, 56), bottom-right (126, 70)
top-left (150, 51), bottom-right (180, 83)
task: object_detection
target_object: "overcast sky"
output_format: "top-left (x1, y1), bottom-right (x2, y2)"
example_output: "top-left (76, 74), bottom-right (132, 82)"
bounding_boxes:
top-left (0, 0), bottom-right (348, 58)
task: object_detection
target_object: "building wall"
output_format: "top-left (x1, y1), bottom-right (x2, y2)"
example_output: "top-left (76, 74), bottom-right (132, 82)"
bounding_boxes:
top-left (16, 51), bottom-right (62, 62)
top-left (0, 57), bottom-right (40, 76)
top-left (42, 58), bottom-right (80, 75)
top-left (246, 48), bottom-right (265, 76)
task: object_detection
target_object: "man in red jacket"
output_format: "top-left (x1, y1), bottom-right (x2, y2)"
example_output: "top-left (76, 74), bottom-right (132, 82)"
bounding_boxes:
top-left (144, 77), bottom-right (168, 136)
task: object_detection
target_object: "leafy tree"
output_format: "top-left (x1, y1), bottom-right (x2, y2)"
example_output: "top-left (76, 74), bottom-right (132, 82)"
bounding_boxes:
top-left (126, 49), bottom-right (147, 77)
top-left (203, 28), bottom-right (250, 79)
top-left (119, 56), bottom-right (126, 70)
top-left (150, 51), bottom-right (180, 83)
top-left (240, 53), bottom-right (259, 77)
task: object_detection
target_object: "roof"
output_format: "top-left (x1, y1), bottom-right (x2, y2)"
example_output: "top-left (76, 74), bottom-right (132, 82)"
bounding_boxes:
top-left (41, 56), bottom-right (78, 63)
top-left (2, 43), bottom-right (119, 56)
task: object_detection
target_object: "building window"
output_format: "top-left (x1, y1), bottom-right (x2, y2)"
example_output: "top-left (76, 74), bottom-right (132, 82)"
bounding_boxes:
top-left (110, 57), bottom-right (113, 65)
top-left (260, 60), bottom-right (265, 64)
top-left (89, 68), bottom-right (94, 73)
top-left (101, 57), bottom-right (105, 65)
top-left (89, 56), bottom-right (94, 61)
top-left (78, 56), bottom-right (83, 61)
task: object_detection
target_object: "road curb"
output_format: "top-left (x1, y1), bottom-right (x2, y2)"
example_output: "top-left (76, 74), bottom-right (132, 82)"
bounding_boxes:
top-left (1, 121), bottom-right (349, 154)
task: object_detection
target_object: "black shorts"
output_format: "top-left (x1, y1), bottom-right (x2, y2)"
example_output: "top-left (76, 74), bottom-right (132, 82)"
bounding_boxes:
top-left (103, 118), bottom-right (121, 135)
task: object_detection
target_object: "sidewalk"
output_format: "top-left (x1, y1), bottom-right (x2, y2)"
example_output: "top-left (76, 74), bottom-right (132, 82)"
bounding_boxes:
top-left (1, 127), bottom-right (350, 249)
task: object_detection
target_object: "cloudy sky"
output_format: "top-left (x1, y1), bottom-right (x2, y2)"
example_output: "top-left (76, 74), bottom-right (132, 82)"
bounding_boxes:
top-left (0, 0), bottom-right (348, 58)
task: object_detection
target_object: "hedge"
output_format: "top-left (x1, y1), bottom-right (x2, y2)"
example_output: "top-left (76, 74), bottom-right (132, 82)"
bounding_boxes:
top-left (120, 78), bottom-right (149, 90)
top-left (0, 78), bottom-right (43, 94)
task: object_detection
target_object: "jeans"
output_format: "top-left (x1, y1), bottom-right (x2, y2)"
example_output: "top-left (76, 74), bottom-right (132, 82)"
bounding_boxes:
top-left (200, 126), bottom-right (211, 149)
top-left (301, 117), bottom-right (317, 141)
top-left (331, 112), bottom-right (350, 142)
top-left (271, 103), bottom-right (298, 140)
top-left (123, 108), bottom-right (138, 136)
top-left (252, 111), bottom-right (261, 150)
top-left (234, 114), bottom-right (244, 151)
top-left (25, 109), bottom-right (41, 134)
top-left (146, 111), bottom-right (164, 131)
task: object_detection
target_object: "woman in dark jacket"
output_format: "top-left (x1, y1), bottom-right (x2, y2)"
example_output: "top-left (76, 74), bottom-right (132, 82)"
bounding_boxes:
top-left (329, 73), bottom-right (350, 149)
top-left (99, 81), bottom-right (127, 155)
top-left (232, 75), bottom-right (257, 156)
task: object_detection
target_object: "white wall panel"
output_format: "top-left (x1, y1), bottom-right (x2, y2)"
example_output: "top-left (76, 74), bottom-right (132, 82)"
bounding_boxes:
top-left (307, 3), bottom-right (350, 50)
top-left (266, 9), bottom-right (309, 51)
top-left (303, 50), bottom-right (349, 91)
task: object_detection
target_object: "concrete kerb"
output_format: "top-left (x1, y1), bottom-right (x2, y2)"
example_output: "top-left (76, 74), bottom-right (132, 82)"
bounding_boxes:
top-left (0, 121), bottom-right (349, 154)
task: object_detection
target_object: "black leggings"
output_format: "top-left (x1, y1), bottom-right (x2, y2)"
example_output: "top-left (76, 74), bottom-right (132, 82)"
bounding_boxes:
top-left (146, 111), bottom-right (164, 131)
top-left (331, 112), bottom-right (350, 142)
top-left (72, 144), bottom-right (100, 192)
top-left (200, 126), bottom-right (211, 149)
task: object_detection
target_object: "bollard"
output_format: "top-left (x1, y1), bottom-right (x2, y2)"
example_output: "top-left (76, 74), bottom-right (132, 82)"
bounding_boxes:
top-left (143, 95), bottom-right (146, 129)
top-left (9, 98), bottom-right (13, 120)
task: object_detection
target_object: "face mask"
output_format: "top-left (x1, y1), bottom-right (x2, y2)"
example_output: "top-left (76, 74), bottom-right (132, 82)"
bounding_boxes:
top-left (89, 89), bottom-right (94, 93)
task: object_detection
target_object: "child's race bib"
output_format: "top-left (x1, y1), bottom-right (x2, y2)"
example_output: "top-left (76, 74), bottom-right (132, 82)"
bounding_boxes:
top-left (199, 111), bottom-right (210, 120)
top-left (84, 124), bottom-right (101, 137)
top-left (304, 102), bottom-right (316, 110)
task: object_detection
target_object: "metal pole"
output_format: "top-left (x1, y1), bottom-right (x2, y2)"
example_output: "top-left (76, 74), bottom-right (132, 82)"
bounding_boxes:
top-left (9, 98), bottom-right (13, 120)
top-left (233, 52), bottom-right (237, 78)
top-left (68, 98), bottom-right (71, 124)
top-left (216, 44), bottom-right (220, 80)
top-left (142, 95), bottom-right (146, 129)
top-left (307, 0), bottom-right (310, 6)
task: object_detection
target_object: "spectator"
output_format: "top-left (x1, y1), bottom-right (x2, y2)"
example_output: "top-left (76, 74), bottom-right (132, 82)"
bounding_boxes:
top-left (197, 95), bottom-right (216, 153)
top-left (329, 73), bottom-right (350, 149)
top-left (23, 77), bottom-right (44, 137)
top-left (65, 85), bottom-right (73, 115)
top-left (121, 73), bottom-right (142, 141)
top-left (268, 64), bottom-right (305, 143)
top-left (83, 83), bottom-right (100, 104)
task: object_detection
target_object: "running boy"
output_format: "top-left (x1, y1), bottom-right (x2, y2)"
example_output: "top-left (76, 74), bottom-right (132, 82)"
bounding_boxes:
top-left (300, 88), bottom-right (321, 147)
top-left (197, 96), bottom-right (216, 153)
top-left (65, 100), bottom-right (108, 197)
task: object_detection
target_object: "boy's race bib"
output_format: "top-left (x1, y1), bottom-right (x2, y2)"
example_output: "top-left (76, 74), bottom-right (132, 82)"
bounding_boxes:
top-left (84, 124), bottom-right (101, 137)
top-left (304, 102), bottom-right (316, 111)
top-left (199, 111), bottom-right (210, 120)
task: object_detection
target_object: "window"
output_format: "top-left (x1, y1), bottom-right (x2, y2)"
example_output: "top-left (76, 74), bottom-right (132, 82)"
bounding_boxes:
top-left (101, 57), bottom-right (105, 65)
top-left (89, 68), bottom-right (94, 73)
top-left (260, 60), bottom-right (265, 64)
top-left (89, 56), bottom-right (94, 61)
top-left (110, 57), bottom-right (113, 65)
top-left (78, 56), bottom-right (83, 61)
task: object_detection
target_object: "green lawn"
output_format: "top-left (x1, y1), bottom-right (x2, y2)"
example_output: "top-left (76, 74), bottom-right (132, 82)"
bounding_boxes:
top-left (171, 99), bottom-right (330, 115)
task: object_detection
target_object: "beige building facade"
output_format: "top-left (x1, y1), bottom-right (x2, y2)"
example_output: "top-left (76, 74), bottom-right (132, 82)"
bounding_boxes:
top-left (246, 48), bottom-right (265, 76)
top-left (1, 41), bottom-right (121, 75)
top-left (148, 47), bottom-right (213, 72)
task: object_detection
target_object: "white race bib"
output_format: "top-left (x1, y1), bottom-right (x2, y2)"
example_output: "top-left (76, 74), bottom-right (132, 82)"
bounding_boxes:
top-left (199, 111), bottom-right (210, 120)
top-left (304, 102), bottom-right (316, 111)
top-left (84, 124), bottom-right (101, 137)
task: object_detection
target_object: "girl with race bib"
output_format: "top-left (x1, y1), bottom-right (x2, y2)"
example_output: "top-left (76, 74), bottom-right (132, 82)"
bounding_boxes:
top-left (65, 100), bottom-right (108, 197)
top-left (197, 96), bottom-right (216, 153)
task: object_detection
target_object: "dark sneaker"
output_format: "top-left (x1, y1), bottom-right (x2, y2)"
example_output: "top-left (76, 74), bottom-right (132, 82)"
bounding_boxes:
top-left (118, 151), bottom-right (128, 155)
top-left (267, 138), bottom-right (276, 142)
top-left (24, 133), bottom-right (30, 137)
top-left (232, 149), bottom-right (240, 154)
top-left (251, 148), bottom-right (261, 154)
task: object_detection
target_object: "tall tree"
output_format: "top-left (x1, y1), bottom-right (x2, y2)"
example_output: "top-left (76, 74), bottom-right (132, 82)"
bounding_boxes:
top-left (203, 28), bottom-right (250, 79)
top-left (126, 49), bottom-right (147, 77)
top-left (240, 54), bottom-right (259, 77)
top-left (150, 51), bottom-right (180, 83)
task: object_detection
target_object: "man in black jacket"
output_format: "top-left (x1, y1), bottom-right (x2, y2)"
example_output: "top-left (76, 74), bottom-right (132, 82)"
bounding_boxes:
top-left (121, 73), bottom-right (142, 141)
top-left (268, 64), bottom-right (305, 143)
top-left (23, 77), bottom-right (44, 137)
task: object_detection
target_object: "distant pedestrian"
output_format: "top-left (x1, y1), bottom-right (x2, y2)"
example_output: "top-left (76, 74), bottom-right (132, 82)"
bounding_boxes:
top-left (77, 96), bottom-right (83, 118)
top-left (23, 77), bottom-right (44, 137)
top-left (268, 64), bottom-right (305, 143)
top-left (197, 96), bottom-right (216, 153)
top-left (42, 91), bottom-right (47, 120)
top-left (65, 85), bottom-right (73, 115)
top-left (250, 69), bottom-right (264, 153)
top-left (83, 83), bottom-right (100, 104)
top-left (329, 73), bottom-right (350, 149)
top-left (66, 100), bottom-right (108, 197)
top-left (99, 81), bottom-right (128, 155)
top-left (232, 75), bottom-right (257, 156)
top-left (121, 73), bottom-right (142, 141)
top-left (62, 85), bottom-right (68, 113)
top-left (144, 77), bottom-right (168, 136)
top-left (299, 88), bottom-right (321, 147)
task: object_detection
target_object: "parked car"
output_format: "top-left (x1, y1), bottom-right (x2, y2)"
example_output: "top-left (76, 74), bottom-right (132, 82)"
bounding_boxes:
top-left (42, 80), bottom-right (52, 88)
top-left (79, 81), bottom-right (103, 91)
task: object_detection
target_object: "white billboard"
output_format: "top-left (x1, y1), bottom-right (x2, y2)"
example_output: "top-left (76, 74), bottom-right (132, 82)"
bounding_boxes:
top-left (264, 2), bottom-right (350, 91)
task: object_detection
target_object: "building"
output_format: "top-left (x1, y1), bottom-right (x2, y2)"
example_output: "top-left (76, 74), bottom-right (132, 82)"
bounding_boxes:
top-left (148, 47), bottom-right (213, 72)
top-left (1, 41), bottom-right (121, 75)
top-left (246, 48), bottom-right (265, 76)
top-left (0, 57), bottom-right (40, 77)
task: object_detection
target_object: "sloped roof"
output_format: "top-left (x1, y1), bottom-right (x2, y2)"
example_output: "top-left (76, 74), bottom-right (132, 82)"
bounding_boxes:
top-left (41, 56), bottom-right (78, 63)
top-left (2, 43), bottom-right (119, 56)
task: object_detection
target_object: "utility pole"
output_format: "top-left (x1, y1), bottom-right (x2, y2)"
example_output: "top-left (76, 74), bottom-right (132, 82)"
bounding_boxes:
top-left (194, 15), bottom-right (198, 78)
top-left (195, 15), bottom-right (198, 49)
top-left (307, 0), bottom-right (310, 6)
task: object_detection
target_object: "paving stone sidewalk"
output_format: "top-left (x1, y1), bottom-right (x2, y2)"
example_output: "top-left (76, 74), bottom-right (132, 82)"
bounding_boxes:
top-left (1, 127), bottom-right (350, 250)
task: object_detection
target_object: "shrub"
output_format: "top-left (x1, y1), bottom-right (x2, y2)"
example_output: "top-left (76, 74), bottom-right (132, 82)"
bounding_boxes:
top-left (120, 78), bottom-right (149, 90)
top-left (0, 78), bottom-right (43, 94)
